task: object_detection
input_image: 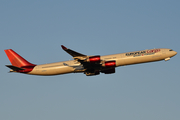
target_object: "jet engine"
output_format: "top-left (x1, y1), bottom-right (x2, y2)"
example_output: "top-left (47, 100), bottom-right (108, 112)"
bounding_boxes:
top-left (86, 55), bottom-right (101, 63)
top-left (102, 61), bottom-right (116, 67)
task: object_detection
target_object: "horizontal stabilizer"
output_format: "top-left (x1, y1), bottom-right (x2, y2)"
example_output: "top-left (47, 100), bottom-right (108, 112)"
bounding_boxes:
top-left (5, 65), bottom-right (25, 71)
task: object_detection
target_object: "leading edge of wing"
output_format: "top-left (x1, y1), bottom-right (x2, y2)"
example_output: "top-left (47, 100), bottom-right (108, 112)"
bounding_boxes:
top-left (61, 45), bottom-right (87, 57)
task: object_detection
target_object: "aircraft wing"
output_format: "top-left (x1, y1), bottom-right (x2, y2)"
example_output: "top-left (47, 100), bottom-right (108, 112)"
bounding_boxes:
top-left (61, 45), bottom-right (116, 76)
top-left (61, 45), bottom-right (99, 67)
top-left (61, 45), bottom-right (87, 58)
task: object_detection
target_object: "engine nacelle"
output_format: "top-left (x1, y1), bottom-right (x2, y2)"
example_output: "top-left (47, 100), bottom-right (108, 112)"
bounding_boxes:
top-left (101, 68), bottom-right (115, 74)
top-left (86, 55), bottom-right (101, 63)
top-left (102, 61), bottom-right (116, 67)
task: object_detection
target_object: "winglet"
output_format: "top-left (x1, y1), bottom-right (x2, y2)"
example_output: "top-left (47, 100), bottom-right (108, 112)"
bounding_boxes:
top-left (61, 45), bottom-right (68, 50)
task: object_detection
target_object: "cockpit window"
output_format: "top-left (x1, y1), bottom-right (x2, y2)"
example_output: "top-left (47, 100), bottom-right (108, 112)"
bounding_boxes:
top-left (169, 49), bottom-right (173, 51)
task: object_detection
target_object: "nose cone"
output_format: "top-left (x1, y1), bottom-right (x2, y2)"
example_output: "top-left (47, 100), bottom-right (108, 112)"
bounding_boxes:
top-left (168, 49), bottom-right (177, 58)
top-left (172, 51), bottom-right (177, 56)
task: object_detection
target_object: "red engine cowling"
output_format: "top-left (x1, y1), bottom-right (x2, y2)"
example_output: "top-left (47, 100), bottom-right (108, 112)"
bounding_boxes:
top-left (102, 61), bottom-right (116, 67)
top-left (87, 55), bottom-right (101, 63)
top-left (101, 68), bottom-right (115, 74)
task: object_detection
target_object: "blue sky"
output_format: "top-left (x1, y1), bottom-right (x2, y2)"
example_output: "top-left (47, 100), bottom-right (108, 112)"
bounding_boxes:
top-left (1, 0), bottom-right (180, 120)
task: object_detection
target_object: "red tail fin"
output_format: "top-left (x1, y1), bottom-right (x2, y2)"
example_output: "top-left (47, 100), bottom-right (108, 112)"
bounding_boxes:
top-left (4, 49), bottom-right (36, 68)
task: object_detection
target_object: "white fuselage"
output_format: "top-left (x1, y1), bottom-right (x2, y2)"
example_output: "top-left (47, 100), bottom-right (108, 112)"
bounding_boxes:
top-left (28, 48), bottom-right (177, 75)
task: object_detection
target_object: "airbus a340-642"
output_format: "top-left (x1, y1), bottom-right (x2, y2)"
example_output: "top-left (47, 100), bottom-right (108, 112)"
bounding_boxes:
top-left (4, 45), bottom-right (177, 76)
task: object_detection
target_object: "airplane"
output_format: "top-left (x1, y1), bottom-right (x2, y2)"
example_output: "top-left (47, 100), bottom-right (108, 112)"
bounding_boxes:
top-left (4, 45), bottom-right (177, 76)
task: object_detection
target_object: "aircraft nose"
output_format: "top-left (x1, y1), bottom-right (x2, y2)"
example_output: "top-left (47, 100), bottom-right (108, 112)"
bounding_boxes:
top-left (172, 51), bottom-right (177, 56)
top-left (174, 51), bottom-right (177, 55)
